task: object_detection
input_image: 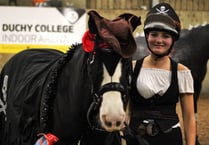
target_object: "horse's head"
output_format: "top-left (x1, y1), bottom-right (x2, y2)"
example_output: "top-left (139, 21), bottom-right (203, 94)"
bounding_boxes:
top-left (84, 11), bottom-right (141, 132)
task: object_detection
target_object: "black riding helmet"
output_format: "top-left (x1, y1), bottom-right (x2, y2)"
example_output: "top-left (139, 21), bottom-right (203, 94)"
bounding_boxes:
top-left (144, 3), bottom-right (181, 57)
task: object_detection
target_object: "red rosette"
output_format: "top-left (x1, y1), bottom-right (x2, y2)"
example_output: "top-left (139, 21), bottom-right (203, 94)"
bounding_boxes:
top-left (82, 30), bottom-right (96, 52)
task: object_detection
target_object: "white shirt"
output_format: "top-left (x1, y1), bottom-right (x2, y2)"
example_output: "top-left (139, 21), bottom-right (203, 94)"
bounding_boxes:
top-left (136, 68), bottom-right (194, 99)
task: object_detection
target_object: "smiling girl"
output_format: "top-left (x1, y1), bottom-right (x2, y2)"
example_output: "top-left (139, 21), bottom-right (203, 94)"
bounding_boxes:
top-left (128, 3), bottom-right (196, 145)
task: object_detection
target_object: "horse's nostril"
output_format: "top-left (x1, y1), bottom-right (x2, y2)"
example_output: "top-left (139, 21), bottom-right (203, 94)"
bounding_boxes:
top-left (116, 121), bottom-right (121, 127)
top-left (105, 121), bottom-right (112, 127)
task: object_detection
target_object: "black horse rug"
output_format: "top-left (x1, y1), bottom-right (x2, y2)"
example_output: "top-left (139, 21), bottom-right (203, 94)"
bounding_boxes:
top-left (0, 48), bottom-right (66, 144)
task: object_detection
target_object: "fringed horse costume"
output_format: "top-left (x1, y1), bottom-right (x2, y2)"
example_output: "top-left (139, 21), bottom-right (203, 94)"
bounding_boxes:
top-left (0, 11), bottom-right (141, 145)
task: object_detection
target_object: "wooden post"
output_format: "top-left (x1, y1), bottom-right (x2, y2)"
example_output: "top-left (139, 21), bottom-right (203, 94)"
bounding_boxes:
top-left (151, 0), bottom-right (160, 7)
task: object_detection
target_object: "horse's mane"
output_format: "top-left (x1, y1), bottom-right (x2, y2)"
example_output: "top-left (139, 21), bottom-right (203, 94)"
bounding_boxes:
top-left (180, 23), bottom-right (209, 41)
top-left (40, 43), bottom-right (82, 132)
top-left (188, 23), bottom-right (209, 32)
top-left (66, 43), bottom-right (82, 59)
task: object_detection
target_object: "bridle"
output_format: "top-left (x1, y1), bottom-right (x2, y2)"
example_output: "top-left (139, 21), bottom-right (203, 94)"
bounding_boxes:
top-left (87, 83), bottom-right (129, 131)
top-left (86, 48), bottom-right (130, 131)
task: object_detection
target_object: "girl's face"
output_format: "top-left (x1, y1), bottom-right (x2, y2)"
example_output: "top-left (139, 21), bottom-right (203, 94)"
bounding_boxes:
top-left (147, 31), bottom-right (173, 56)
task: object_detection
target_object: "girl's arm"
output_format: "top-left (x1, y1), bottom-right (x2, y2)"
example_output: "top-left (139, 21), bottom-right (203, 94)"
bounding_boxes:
top-left (180, 93), bottom-right (196, 145)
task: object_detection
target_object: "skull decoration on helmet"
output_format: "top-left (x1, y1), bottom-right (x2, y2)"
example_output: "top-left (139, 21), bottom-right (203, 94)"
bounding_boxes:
top-left (144, 3), bottom-right (181, 40)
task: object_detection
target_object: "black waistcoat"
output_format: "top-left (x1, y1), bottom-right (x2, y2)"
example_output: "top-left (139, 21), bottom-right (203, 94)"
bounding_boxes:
top-left (130, 57), bottom-right (180, 131)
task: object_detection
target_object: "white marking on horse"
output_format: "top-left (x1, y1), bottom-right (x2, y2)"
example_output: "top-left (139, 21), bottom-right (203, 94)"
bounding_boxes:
top-left (100, 61), bottom-right (126, 131)
top-left (0, 75), bottom-right (8, 120)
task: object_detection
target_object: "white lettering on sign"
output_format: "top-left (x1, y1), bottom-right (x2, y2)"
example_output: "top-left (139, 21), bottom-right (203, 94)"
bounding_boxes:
top-left (2, 24), bottom-right (33, 32)
top-left (2, 24), bottom-right (74, 33)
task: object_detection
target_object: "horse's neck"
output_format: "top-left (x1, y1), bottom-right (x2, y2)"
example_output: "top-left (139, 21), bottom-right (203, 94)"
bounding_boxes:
top-left (56, 48), bottom-right (90, 99)
top-left (50, 49), bottom-right (92, 139)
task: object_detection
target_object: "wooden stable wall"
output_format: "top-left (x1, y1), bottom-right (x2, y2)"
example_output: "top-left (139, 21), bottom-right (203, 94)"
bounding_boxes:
top-left (86, 0), bottom-right (209, 34)
top-left (1, 0), bottom-right (209, 11)
top-left (86, 9), bottom-right (209, 36)
top-left (160, 0), bottom-right (209, 11)
top-left (86, 0), bottom-right (209, 11)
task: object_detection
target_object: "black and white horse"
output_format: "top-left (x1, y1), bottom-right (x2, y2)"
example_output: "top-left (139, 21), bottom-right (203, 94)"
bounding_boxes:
top-left (133, 23), bottom-right (209, 145)
top-left (0, 11), bottom-right (141, 145)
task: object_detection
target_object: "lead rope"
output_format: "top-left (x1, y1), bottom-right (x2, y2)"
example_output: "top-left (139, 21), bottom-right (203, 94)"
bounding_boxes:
top-left (122, 123), bottom-right (149, 145)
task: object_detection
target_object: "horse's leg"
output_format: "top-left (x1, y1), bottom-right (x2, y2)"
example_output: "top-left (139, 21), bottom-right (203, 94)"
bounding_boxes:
top-left (194, 81), bottom-right (202, 145)
top-left (193, 65), bottom-right (207, 145)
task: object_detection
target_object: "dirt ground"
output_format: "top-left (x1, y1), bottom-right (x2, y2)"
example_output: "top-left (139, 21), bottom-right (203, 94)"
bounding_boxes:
top-left (193, 95), bottom-right (209, 145)
top-left (177, 94), bottom-right (209, 145)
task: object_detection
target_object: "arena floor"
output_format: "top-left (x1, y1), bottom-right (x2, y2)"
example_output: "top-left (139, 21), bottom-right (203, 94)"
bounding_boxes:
top-left (193, 95), bottom-right (209, 145)
top-left (177, 94), bottom-right (209, 145)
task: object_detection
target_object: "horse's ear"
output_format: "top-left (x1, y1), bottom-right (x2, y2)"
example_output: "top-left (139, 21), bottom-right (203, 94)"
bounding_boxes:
top-left (118, 13), bottom-right (141, 31)
top-left (87, 10), bottom-right (103, 34)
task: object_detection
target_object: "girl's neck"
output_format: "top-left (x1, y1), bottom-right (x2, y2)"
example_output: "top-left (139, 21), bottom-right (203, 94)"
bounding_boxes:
top-left (143, 54), bottom-right (170, 70)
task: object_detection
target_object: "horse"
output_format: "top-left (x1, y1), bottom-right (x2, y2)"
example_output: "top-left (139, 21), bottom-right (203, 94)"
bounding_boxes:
top-left (0, 10), bottom-right (141, 145)
top-left (133, 23), bottom-right (209, 145)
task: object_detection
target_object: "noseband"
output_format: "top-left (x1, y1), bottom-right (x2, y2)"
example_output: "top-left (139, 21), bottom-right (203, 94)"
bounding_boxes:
top-left (99, 82), bottom-right (128, 104)
top-left (87, 82), bottom-right (128, 131)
